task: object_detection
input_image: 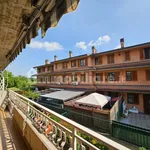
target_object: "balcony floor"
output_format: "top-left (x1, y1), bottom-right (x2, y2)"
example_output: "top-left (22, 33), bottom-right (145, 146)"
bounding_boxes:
top-left (0, 109), bottom-right (28, 150)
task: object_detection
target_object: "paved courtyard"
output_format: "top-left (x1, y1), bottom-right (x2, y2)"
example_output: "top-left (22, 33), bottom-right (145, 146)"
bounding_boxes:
top-left (120, 113), bottom-right (150, 129)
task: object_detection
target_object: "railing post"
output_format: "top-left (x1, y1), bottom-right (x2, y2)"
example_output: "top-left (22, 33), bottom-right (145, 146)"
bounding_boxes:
top-left (27, 102), bottom-right (30, 117)
top-left (73, 127), bottom-right (77, 150)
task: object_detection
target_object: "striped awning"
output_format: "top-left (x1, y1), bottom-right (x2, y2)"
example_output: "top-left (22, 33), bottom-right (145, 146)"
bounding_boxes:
top-left (4, 0), bottom-right (80, 68)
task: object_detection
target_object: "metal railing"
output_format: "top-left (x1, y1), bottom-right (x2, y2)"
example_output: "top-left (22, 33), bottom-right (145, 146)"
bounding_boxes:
top-left (8, 90), bottom-right (130, 150)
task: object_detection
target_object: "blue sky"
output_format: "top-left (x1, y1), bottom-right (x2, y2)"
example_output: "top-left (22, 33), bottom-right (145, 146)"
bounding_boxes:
top-left (7, 0), bottom-right (150, 76)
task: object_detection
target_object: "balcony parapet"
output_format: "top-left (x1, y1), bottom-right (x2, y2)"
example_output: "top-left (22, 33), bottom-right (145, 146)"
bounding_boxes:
top-left (95, 59), bottom-right (150, 70)
top-left (8, 90), bottom-right (129, 150)
top-left (34, 59), bottom-right (150, 77)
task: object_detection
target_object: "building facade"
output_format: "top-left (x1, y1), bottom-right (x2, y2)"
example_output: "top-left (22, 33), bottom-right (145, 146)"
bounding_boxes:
top-left (34, 39), bottom-right (150, 114)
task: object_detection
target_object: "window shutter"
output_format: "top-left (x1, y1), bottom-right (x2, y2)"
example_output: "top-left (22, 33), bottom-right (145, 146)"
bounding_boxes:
top-left (132, 71), bottom-right (137, 81)
top-left (98, 56), bottom-right (102, 64)
top-left (111, 54), bottom-right (114, 63)
top-left (77, 60), bottom-right (79, 67)
top-left (115, 72), bottom-right (120, 81)
top-left (146, 70), bottom-right (150, 80)
top-left (105, 73), bottom-right (108, 81)
top-left (134, 94), bottom-right (139, 104)
top-left (85, 58), bottom-right (88, 66)
top-left (125, 51), bottom-right (130, 61)
top-left (100, 73), bottom-right (103, 81)
top-left (140, 49), bottom-right (144, 60)
top-left (107, 55), bottom-right (110, 64)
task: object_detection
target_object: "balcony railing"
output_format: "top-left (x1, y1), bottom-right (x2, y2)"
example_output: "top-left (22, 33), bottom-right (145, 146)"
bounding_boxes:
top-left (8, 90), bottom-right (129, 150)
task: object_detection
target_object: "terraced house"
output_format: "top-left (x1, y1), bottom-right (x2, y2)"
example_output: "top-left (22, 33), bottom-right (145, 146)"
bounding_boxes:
top-left (34, 39), bottom-right (150, 114)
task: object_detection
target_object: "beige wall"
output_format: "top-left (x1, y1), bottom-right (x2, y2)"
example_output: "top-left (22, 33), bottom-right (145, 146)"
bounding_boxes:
top-left (123, 93), bottom-right (144, 113)
top-left (13, 108), bottom-right (49, 150)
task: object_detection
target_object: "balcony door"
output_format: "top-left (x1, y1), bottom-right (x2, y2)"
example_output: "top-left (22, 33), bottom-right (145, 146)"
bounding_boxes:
top-left (143, 94), bottom-right (150, 114)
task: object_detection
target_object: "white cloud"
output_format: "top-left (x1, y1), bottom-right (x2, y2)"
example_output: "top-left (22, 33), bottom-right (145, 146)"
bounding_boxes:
top-left (75, 42), bottom-right (87, 50)
top-left (29, 40), bottom-right (63, 51)
top-left (26, 68), bottom-right (36, 78)
top-left (76, 35), bottom-right (110, 50)
top-left (114, 45), bottom-right (121, 49)
top-left (88, 35), bottom-right (110, 46)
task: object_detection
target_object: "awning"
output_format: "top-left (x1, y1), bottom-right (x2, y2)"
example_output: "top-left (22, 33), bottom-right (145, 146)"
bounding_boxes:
top-left (0, 0), bottom-right (80, 70)
top-left (75, 93), bottom-right (111, 109)
top-left (41, 90), bottom-right (85, 102)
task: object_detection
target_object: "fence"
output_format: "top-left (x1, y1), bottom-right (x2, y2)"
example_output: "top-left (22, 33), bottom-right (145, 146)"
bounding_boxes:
top-left (112, 121), bottom-right (150, 149)
top-left (110, 96), bottom-right (123, 121)
top-left (37, 102), bottom-right (111, 133)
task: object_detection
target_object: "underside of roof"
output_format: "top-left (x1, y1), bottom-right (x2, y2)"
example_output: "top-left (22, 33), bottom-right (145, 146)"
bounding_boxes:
top-left (0, 0), bottom-right (80, 71)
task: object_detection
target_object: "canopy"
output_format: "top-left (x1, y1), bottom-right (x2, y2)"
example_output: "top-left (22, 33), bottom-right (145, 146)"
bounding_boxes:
top-left (0, 0), bottom-right (80, 71)
top-left (41, 90), bottom-right (85, 102)
top-left (75, 93), bottom-right (111, 108)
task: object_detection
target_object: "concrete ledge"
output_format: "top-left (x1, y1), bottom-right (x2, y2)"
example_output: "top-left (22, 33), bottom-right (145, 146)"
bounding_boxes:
top-left (12, 106), bottom-right (57, 150)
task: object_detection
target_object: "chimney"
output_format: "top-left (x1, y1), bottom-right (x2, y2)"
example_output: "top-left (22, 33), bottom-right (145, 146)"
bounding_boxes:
top-left (54, 55), bottom-right (57, 61)
top-left (69, 51), bottom-right (72, 58)
top-left (120, 38), bottom-right (124, 48)
top-left (92, 46), bottom-right (97, 54)
top-left (45, 59), bottom-right (50, 64)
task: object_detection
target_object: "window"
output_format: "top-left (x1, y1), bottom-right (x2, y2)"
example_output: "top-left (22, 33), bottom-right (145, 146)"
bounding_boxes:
top-left (144, 47), bottom-right (150, 59)
top-left (81, 74), bottom-right (86, 82)
top-left (107, 72), bottom-right (120, 81)
top-left (72, 74), bottom-right (77, 81)
top-left (95, 56), bottom-right (102, 65)
top-left (96, 73), bottom-right (103, 81)
top-left (127, 93), bottom-right (139, 104)
top-left (51, 76), bottom-right (54, 82)
top-left (62, 62), bottom-right (67, 69)
top-left (63, 75), bottom-right (66, 82)
top-left (42, 67), bottom-right (45, 72)
top-left (125, 51), bottom-right (130, 61)
top-left (126, 71), bottom-right (137, 81)
top-left (40, 78), bottom-right (43, 82)
top-left (80, 59), bottom-right (86, 66)
top-left (108, 72), bottom-right (115, 81)
top-left (71, 60), bottom-right (76, 67)
top-left (146, 70), bottom-right (150, 81)
top-left (107, 54), bottom-right (114, 64)
top-left (38, 68), bottom-right (41, 73)
top-left (47, 76), bottom-right (50, 82)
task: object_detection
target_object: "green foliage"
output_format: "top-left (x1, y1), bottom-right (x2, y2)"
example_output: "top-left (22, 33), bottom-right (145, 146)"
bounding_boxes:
top-left (50, 115), bottom-right (61, 122)
top-left (139, 147), bottom-right (146, 150)
top-left (4, 70), bottom-right (36, 91)
top-left (78, 132), bottom-right (111, 150)
top-left (23, 91), bottom-right (40, 100)
top-left (4, 70), bottom-right (15, 88)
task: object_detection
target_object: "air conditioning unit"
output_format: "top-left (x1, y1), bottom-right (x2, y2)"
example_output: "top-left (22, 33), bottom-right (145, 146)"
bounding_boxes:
top-left (73, 82), bottom-right (78, 86)
top-left (57, 82), bottom-right (61, 85)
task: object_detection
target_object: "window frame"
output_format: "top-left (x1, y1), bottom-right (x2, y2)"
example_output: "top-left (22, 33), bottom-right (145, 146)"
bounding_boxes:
top-left (127, 93), bottom-right (139, 104)
top-left (107, 54), bottom-right (114, 64)
top-left (72, 74), bottom-right (77, 82)
top-left (108, 72), bottom-right (116, 81)
top-left (126, 71), bottom-right (137, 81)
top-left (125, 51), bottom-right (130, 61)
top-left (81, 74), bottom-right (86, 82)
top-left (126, 71), bottom-right (132, 81)
top-left (144, 47), bottom-right (150, 59)
top-left (80, 59), bottom-right (86, 67)
top-left (146, 70), bottom-right (150, 81)
top-left (63, 75), bottom-right (66, 82)
top-left (71, 60), bottom-right (76, 67)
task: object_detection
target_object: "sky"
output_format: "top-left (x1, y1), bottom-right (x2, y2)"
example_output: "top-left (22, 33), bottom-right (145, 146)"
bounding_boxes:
top-left (7, 0), bottom-right (150, 77)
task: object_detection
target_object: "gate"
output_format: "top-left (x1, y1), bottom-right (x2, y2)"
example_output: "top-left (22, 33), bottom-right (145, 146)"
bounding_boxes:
top-left (112, 121), bottom-right (150, 149)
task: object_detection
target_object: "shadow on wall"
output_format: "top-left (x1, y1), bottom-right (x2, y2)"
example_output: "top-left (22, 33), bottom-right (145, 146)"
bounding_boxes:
top-left (0, 110), bottom-right (28, 150)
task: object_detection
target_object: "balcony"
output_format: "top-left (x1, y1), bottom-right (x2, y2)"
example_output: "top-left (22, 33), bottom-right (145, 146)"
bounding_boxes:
top-left (0, 90), bottom-right (130, 150)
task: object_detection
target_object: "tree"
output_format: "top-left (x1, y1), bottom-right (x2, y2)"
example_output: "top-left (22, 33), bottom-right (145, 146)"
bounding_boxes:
top-left (3, 70), bottom-right (15, 88)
